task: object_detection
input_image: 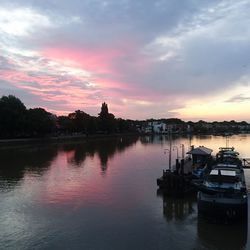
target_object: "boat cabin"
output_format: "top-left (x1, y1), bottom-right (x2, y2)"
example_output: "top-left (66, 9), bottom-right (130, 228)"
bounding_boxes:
top-left (208, 169), bottom-right (239, 183)
top-left (186, 146), bottom-right (213, 166)
top-left (216, 147), bottom-right (241, 166)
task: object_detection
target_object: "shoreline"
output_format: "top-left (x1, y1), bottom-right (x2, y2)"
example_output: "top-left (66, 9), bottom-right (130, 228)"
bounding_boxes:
top-left (0, 133), bottom-right (140, 148)
top-left (0, 131), bottom-right (249, 148)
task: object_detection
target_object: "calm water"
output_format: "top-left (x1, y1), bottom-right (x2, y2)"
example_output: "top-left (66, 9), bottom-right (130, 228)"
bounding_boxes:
top-left (0, 135), bottom-right (250, 250)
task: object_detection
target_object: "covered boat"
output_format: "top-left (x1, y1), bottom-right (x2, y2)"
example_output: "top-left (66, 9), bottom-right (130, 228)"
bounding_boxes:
top-left (157, 146), bottom-right (213, 196)
top-left (197, 148), bottom-right (248, 220)
top-left (186, 146), bottom-right (213, 179)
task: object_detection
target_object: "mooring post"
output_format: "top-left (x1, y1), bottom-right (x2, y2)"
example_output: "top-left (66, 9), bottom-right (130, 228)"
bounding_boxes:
top-left (176, 159), bottom-right (180, 175)
top-left (180, 159), bottom-right (184, 175)
top-left (180, 144), bottom-right (185, 159)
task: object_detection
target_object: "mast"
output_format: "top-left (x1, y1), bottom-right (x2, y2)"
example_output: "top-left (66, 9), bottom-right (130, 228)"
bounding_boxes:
top-left (169, 127), bottom-right (172, 171)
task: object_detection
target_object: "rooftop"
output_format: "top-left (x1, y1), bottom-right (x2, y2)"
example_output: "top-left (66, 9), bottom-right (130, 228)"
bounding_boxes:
top-left (187, 146), bottom-right (213, 156)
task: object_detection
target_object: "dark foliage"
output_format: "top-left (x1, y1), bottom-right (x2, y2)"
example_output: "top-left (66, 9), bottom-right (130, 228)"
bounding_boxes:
top-left (0, 95), bottom-right (27, 138)
top-left (98, 102), bottom-right (116, 133)
top-left (27, 108), bottom-right (56, 136)
top-left (0, 95), bottom-right (249, 139)
top-left (0, 95), bottom-right (55, 138)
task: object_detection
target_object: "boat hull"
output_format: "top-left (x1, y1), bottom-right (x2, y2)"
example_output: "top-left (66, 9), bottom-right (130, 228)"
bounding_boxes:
top-left (198, 192), bottom-right (248, 220)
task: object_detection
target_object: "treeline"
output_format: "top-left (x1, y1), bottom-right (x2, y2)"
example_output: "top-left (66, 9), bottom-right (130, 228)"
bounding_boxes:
top-left (1, 95), bottom-right (249, 139)
top-left (187, 120), bottom-right (250, 134)
top-left (0, 95), bottom-right (138, 139)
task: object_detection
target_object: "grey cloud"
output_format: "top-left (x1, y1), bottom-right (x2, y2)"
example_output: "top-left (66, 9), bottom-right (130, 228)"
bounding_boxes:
top-left (1, 0), bottom-right (250, 118)
top-left (104, 0), bottom-right (250, 98)
top-left (225, 95), bottom-right (250, 103)
top-left (0, 80), bottom-right (72, 111)
top-left (4, 0), bottom-right (219, 48)
top-left (0, 55), bottom-right (16, 70)
top-left (0, 80), bottom-right (45, 105)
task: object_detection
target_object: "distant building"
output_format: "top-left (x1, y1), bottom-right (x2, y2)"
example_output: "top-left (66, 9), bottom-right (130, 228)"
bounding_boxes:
top-left (142, 121), bottom-right (167, 134)
top-left (150, 121), bottom-right (166, 134)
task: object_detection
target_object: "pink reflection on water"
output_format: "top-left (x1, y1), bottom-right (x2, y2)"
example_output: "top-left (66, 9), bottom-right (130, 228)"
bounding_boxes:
top-left (39, 152), bottom-right (105, 205)
top-left (18, 135), bottom-right (250, 207)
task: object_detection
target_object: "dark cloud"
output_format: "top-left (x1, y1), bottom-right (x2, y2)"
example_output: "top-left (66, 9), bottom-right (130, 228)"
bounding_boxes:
top-left (1, 0), bottom-right (218, 48)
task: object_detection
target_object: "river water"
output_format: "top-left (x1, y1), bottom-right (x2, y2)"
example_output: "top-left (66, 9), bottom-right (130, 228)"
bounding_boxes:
top-left (0, 134), bottom-right (250, 250)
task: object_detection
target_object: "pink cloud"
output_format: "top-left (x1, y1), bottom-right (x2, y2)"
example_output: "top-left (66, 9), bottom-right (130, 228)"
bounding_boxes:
top-left (42, 39), bottom-right (150, 91)
top-left (1, 66), bottom-right (170, 118)
top-left (43, 47), bottom-right (121, 74)
top-left (0, 68), bottom-right (98, 111)
top-left (0, 41), bottom-right (171, 119)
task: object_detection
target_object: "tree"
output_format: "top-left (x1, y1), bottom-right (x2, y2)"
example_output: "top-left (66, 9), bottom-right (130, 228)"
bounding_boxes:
top-left (98, 102), bottom-right (116, 133)
top-left (99, 102), bottom-right (109, 117)
top-left (27, 108), bottom-right (56, 136)
top-left (68, 110), bottom-right (91, 133)
top-left (0, 95), bottom-right (27, 138)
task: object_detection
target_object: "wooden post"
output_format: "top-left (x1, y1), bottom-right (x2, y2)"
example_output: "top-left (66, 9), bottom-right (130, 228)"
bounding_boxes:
top-left (180, 159), bottom-right (184, 175)
top-left (176, 159), bottom-right (180, 175)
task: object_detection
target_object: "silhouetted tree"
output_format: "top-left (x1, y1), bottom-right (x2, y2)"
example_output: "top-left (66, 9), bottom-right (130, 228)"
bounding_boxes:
top-left (86, 116), bottom-right (98, 134)
top-left (100, 102), bottom-right (109, 116)
top-left (117, 118), bottom-right (138, 133)
top-left (3, 94), bottom-right (249, 139)
top-left (57, 115), bottom-right (74, 133)
top-left (0, 95), bottom-right (27, 138)
top-left (117, 118), bottom-right (128, 133)
top-left (98, 102), bottom-right (116, 133)
top-left (68, 110), bottom-right (92, 133)
top-left (27, 108), bottom-right (56, 136)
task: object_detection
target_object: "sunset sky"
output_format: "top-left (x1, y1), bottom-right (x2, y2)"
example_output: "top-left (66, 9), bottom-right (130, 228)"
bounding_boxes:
top-left (0, 0), bottom-right (250, 121)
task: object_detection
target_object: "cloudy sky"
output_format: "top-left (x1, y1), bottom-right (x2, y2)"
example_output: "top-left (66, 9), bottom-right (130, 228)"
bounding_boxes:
top-left (0, 0), bottom-right (250, 121)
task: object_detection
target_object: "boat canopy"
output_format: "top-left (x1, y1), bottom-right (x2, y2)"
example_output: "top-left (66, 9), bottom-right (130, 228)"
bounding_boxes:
top-left (208, 169), bottom-right (239, 183)
top-left (187, 146), bottom-right (213, 156)
top-left (219, 147), bottom-right (235, 151)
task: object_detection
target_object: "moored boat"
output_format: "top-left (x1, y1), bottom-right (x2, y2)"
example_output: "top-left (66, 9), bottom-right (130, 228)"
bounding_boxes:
top-left (157, 146), bottom-right (213, 196)
top-left (197, 147), bottom-right (248, 220)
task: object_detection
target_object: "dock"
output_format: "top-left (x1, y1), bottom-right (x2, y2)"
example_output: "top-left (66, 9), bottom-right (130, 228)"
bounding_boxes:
top-left (157, 146), bottom-right (213, 196)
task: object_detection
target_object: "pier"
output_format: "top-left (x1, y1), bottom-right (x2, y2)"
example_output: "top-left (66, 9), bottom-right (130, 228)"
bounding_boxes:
top-left (157, 146), bottom-right (213, 196)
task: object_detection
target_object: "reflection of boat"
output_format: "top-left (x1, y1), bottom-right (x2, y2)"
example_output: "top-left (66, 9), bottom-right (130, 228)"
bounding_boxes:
top-left (197, 147), bottom-right (248, 220)
top-left (157, 190), bottom-right (196, 221)
top-left (197, 216), bottom-right (247, 250)
top-left (157, 169), bottom-right (194, 196)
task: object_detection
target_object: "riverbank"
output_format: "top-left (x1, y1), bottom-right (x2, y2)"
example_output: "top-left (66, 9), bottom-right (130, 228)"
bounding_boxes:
top-left (0, 133), bottom-right (140, 148)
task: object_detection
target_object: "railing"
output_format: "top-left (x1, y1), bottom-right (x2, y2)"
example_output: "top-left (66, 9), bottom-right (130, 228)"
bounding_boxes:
top-left (242, 158), bottom-right (250, 168)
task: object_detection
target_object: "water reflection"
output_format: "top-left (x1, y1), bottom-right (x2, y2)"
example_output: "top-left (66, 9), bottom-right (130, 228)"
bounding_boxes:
top-left (0, 134), bottom-right (250, 249)
top-left (158, 191), bottom-right (248, 249)
top-left (140, 135), bottom-right (160, 144)
top-left (0, 136), bottom-right (139, 188)
top-left (61, 136), bottom-right (138, 173)
top-left (197, 217), bottom-right (248, 250)
top-left (0, 145), bottom-right (58, 188)
top-left (157, 191), bottom-right (196, 221)
top-left (140, 134), bottom-right (189, 147)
